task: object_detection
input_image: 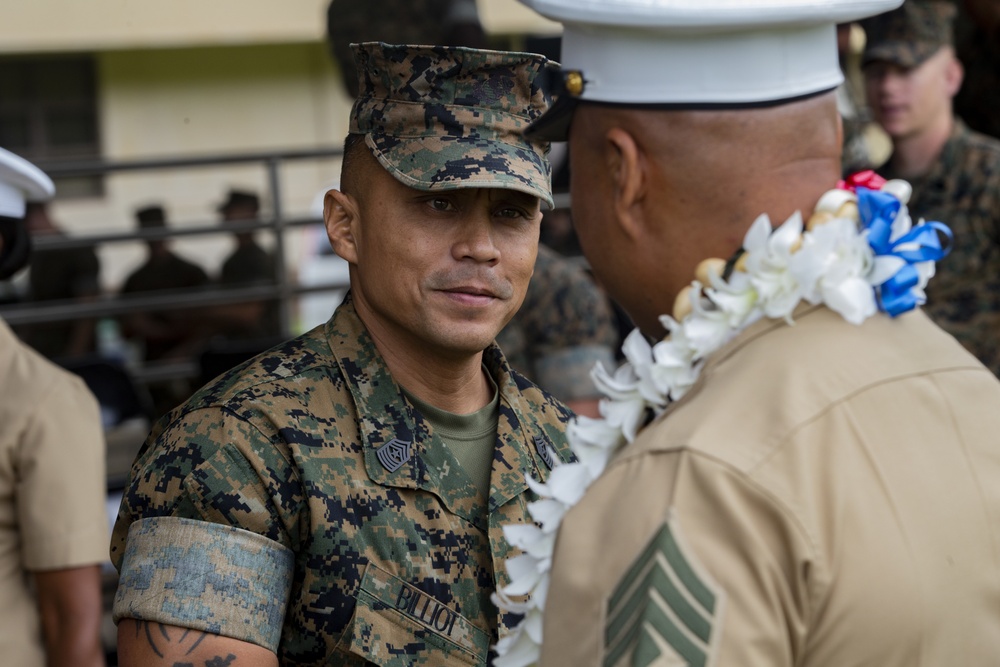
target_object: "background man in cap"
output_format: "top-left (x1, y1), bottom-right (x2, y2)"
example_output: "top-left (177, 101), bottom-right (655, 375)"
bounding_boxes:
top-left (863, 0), bottom-right (1000, 376)
top-left (213, 188), bottom-right (281, 341)
top-left (0, 147), bottom-right (108, 667)
top-left (17, 200), bottom-right (101, 361)
top-left (120, 204), bottom-right (209, 362)
top-left (111, 43), bottom-right (571, 666)
top-left (493, 0), bottom-right (1000, 665)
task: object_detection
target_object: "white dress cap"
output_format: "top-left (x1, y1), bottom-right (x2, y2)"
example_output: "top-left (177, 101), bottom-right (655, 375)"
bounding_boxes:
top-left (0, 148), bottom-right (55, 219)
top-left (519, 0), bottom-right (903, 107)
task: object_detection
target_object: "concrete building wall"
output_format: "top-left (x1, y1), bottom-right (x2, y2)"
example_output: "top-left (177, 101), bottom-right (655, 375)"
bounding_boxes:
top-left (0, 0), bottom-right (557, 54)
top-left (50, 42), bottom-right (351, 293)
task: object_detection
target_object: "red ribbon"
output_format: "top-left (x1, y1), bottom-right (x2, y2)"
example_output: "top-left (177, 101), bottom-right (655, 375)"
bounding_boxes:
top-left (837, 170), bottom-right (887, 193)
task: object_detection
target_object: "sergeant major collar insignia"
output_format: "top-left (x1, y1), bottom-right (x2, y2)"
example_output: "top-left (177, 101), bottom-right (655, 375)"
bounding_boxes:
top-left (533, 435), bottom-right (555, 470)
top-left (376, 438), bottom-right (412, 473)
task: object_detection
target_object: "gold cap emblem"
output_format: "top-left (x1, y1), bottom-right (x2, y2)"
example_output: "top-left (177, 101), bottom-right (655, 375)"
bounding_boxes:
top-left (565, 71), bottom-right (585, 97)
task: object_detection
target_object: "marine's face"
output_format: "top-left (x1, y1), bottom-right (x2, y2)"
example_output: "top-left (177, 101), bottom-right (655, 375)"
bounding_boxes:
top-left (345, 161), bottom-right (542, 359)
top-left (864, 48), bottom-right (960, 140)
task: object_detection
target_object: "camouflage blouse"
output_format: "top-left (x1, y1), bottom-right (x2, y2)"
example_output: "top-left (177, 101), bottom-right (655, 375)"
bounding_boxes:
top-left (878, 121), bottom-right (1000, 376)
top-left (111, 295), bottom-right (572, 665)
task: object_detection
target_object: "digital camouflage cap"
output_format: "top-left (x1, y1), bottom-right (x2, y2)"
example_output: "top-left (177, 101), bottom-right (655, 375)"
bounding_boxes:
top-left (861, 0), bottom-right (957, 69)
top-left (349, 42), bottom-right (557, 208)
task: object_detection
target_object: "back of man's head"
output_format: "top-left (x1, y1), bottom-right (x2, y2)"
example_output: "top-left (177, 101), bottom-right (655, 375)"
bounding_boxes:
top-left (514, 0), bottom-right (902, 333)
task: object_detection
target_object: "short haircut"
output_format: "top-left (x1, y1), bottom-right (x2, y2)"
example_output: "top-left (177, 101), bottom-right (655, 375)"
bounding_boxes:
top-left (340, 133), bottom-right (370, 196)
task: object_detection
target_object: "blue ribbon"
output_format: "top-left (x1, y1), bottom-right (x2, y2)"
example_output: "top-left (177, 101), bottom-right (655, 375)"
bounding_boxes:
top-left (856, 187), bottom-right (953, 317)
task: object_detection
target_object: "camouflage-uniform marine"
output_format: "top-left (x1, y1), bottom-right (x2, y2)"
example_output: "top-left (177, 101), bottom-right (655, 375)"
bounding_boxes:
top-left (877, 120), bottom-right (1000, 375)
top-left (860, 0), bottom-right (957, 69)
top-left (112, 43), bottom-right (571, 665)
top-left (497, 244), bottom-right (618, 402)
top-left (864, 2), bottom-right (1000, 375)
top-left (112, 295), bottom-right (572, 664)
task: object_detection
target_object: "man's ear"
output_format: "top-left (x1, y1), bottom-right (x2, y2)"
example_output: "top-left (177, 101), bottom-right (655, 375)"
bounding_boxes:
top-left (324, 189), bottom-right (360, 264)
top-left (604, 127), bottom-right (647, 242)
top-left (945, 52), bottom-right (965, 98)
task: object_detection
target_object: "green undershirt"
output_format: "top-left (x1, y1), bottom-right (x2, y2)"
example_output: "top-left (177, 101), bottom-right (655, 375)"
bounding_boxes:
top-left (402, 371), bottom-right (498, 502)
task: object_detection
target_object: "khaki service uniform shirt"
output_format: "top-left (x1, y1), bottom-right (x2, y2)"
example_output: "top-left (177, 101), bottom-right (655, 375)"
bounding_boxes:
top-left (112, 295), bottom-right (573, 666)
top-left (0, 318), bottom-right (109, 667)
top-left (541, 306), bottom-right (1000, 666)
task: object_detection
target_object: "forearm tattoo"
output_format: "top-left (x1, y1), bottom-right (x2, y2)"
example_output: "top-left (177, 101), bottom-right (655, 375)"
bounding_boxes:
top-left (133, 621), bottom-right (237, 666)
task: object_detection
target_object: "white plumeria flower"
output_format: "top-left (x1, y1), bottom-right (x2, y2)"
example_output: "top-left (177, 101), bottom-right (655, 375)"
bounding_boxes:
top-left (681, 282), bottom-right (740, 359)
top-left (590, 358), bottom-right (641, 402)
top-left (791, 217), bottom-right (878, 324)
top-left (705, 269), bottom-right (759, 327)
top-left (743, 212), bottom-right (806, 320)
top-left (493, 620), bottom-right (542, 667)
top-left (567, 415), bottom-right (623, 477)
top-left (525, 464), bottom-right (592, 507)
top-left (619, 329), bottom-right (666, 405)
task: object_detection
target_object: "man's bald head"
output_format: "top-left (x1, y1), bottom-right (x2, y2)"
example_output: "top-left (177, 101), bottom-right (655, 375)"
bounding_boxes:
top-left (573, 91), bottom-right (842, 232)
top-left (567, 91), bottom-right (843, 334)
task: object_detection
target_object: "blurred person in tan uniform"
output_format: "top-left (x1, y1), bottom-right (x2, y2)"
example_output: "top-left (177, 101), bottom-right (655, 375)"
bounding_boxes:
top-left (491, 0), bottom-right (1000, 665)
top-left (0, 147), bottom-right (108, 667)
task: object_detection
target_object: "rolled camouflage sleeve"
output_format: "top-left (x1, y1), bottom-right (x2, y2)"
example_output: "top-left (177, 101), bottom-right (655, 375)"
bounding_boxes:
top-left (111, 405), bottom-right (304, 647)
top-left (113, 517), bottom-right (294, 652)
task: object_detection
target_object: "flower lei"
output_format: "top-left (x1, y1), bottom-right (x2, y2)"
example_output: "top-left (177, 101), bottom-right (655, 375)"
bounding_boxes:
top-left (491, 172), bottom-right (952, 667)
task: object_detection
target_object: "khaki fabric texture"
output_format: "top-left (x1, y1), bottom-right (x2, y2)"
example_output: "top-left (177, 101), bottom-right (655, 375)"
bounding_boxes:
top-left (0, 319), bottom-right (108, 667)
top-left (349, 42), bottom-right (556, 207)
top-left (112, 294), bottom-right (573, 665)
top-left (861, 0), bottom-right (956, 68)
top-left (540, 305), bottom-right (1000, 666)
top-left (878, 120), bottom-right (1000, 375)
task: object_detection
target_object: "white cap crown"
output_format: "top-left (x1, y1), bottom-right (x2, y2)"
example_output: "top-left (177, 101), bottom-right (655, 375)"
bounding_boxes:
top-left (520, 0), bottom-right (903, 106)
top-left (0, 148), bottom-right (55, 219)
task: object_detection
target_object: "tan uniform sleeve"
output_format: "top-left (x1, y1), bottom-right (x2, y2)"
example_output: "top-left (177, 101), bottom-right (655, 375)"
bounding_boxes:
top-left (19, 372), bottom-right (109, 571)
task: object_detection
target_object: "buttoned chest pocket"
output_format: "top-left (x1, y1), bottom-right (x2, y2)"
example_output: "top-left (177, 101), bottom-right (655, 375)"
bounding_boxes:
top-left (335, 562), bottom-right (490, 666)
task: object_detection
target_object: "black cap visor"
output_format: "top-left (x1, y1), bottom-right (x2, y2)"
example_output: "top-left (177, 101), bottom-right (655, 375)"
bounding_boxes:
top-left (524, 93), bottom-right (580, 142)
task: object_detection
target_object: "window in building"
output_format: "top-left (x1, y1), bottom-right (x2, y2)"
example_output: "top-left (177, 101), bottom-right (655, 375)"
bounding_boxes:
top-left (0, 55), bottom-right (103, 198)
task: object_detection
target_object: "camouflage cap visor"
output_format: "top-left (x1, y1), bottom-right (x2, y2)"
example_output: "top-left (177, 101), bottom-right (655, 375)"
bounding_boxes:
top-left (861, 1), bottom-right (955, 69)
top-left (364, 130), bottom-right (552, 209)
top-left (862, 41), bottom-right (943, 69)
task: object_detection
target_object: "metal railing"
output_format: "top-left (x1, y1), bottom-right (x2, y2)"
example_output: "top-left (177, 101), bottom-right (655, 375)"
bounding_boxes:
top-left (0, 147), bottom-right (349, 384)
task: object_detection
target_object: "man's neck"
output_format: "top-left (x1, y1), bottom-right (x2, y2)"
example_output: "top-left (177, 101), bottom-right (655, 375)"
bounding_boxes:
top-left (889, 114), bottom-right (954, 180)
top-left (356, 308), bottom-right (492, 415)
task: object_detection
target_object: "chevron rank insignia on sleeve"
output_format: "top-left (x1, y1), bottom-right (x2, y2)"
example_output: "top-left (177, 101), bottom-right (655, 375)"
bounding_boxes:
top-left (604, 517), bottom-right (724, 667)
